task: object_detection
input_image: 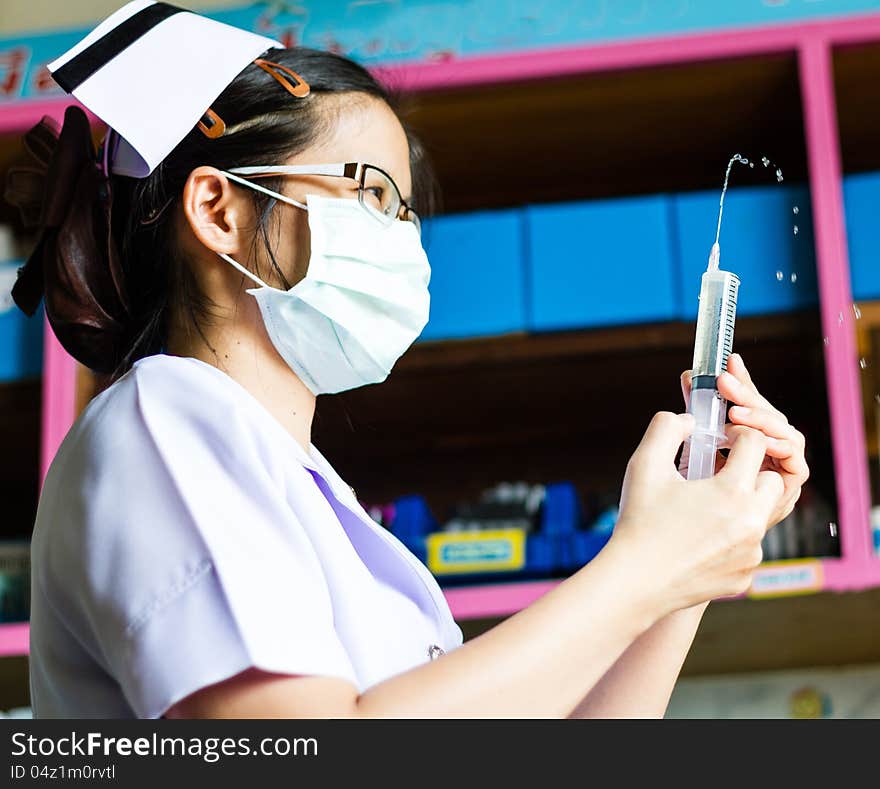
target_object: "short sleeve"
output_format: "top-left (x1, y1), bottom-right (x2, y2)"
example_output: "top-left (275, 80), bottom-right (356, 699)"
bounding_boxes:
top-left (69, 360), bottom-right (359, 719)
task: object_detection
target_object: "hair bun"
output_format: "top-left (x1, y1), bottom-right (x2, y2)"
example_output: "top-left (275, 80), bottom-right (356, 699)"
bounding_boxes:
top-left (3, 105), bottom-right (131, 374)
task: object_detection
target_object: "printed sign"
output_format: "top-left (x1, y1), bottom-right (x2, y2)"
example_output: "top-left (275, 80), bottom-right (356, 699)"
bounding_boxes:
top-left (427, 528), bottom-right (526, 575)
top-left (748, 559), bottom-right (824, 598)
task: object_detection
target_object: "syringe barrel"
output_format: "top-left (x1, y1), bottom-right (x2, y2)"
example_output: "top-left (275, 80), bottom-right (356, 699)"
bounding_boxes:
top-left (691, 269), bottom-right (740, 378)
top-left (687, 267), bottom-right (739, 481)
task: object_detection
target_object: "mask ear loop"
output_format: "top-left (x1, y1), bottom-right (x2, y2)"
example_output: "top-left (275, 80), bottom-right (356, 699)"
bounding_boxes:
top-left (217, 252), bottom-right (272, 289)
top-left (216, 172), bottom-right (310, 292)
top-left (221, 170), bottom-right (308, 210)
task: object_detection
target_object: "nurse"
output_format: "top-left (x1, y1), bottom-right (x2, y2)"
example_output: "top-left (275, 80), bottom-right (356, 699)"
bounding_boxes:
top-left (8, 2), bottom-right (808, 719)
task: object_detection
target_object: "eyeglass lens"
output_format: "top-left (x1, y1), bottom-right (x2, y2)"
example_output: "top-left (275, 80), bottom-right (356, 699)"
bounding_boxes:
top-left (360, 165), bottom-right (420, 232)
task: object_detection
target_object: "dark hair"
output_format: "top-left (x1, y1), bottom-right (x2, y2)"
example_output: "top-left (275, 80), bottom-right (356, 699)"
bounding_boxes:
top-left (5, 47), bottom-right (439, 382)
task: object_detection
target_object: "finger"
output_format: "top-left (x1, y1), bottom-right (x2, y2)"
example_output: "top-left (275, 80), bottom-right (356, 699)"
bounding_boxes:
top-left (680, 370), bottom-right (693, 410)
top-left (723, 424), bottom-right (809, 480)
top-left (716, 371), bottom-right (776, 413)
top-left (727, 353), bottom-right (755, 389)
top-left (718, 426), bottom-right (768, 485)
top-left (729, 406), bottom-right (798, 443)
top-left (634, 411), bottom-right (695, 471)
top-left (755, 469), bottom-right (786, 525)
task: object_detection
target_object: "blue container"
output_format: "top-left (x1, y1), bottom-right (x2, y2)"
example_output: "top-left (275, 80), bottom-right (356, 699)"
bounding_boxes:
top-left (0, 261), bottom-right (43, 382)
top-left (419, 208), bottom-right (527, 341)
top-left (843, 171), bottom-right (880, 301)
top-left (525, 194), bottom-right (678, 331)
top-left (559, 529), bottom-right (612, 571)
top-left (673, 184), bottom-right (818, 319)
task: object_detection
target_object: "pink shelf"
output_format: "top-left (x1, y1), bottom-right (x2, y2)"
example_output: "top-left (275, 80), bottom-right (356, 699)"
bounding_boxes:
top-left (444, 555), bottom-right (880, 621)
top-left (0, 97), bottom-right (102, 134)
top-left (444, 579), bottom-right (561, 621)
top-left (0, 623), bottom-right (29, 658)
top-left (5, 11), bottom-right (880, 613)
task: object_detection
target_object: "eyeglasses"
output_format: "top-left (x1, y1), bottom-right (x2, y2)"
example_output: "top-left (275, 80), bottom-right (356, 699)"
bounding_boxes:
top-left (223, 162), bottom-right (421, 234)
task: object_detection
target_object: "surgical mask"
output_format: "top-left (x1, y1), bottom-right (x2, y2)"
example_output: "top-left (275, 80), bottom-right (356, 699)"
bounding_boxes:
top-left (217, 192), bottom-right (431, 395)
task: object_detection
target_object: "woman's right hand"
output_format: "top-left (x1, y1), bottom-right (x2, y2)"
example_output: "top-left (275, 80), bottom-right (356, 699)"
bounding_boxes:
top-left (608, 411), bottom-right (785, 616)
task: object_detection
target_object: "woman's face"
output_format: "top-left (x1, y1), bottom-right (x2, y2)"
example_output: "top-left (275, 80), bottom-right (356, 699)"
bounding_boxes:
top-left (180, 92), bottom-right (413, 306)
top-left (249, 93), bottom-right (414, 289)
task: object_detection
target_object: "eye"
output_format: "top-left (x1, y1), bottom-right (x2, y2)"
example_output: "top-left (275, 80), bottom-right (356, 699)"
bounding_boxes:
top-left (362, 184), bottom-right (384, 209)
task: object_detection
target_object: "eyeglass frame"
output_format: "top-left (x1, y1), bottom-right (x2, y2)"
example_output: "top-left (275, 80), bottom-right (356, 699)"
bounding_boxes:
top-left (221, 162), bottom-right (421, 234)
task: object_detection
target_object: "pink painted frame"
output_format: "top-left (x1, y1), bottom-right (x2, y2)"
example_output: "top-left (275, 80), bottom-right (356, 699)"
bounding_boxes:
top-left (1, 12), bottom-right (877, 643)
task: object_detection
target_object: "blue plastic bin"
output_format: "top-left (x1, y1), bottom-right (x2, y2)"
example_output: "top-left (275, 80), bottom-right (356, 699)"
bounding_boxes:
top-left (419, 208), bottom-right (527, 341)
top-left (843, 170), bottom-right (880, 301)
top-left (525, 194), bottom-right (678, 331)
top-left (0, 261), bottom-right (43, 382)
top-left (673, 184), bottom-right (818, 319)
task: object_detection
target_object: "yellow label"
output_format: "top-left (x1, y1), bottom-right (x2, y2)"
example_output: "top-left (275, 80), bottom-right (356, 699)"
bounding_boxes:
top-left (426, 528), bottom-right (526, 575)
top-left (747, 559), bottom-right (823, 599)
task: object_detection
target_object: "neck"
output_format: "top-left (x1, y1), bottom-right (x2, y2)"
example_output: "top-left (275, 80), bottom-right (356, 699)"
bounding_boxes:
top-left (164, 310), bottom-right (317, 459)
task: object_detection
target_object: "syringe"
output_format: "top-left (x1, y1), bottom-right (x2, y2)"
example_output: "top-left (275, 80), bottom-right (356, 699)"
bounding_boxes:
top-left (687, 242), bottom-right (740, 480)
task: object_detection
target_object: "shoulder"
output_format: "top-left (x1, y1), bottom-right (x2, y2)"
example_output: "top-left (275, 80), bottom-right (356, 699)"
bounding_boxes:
top-left (55, 354), bottom-right (253, 473)
top-left (35, 355), bottom-right (279, 558)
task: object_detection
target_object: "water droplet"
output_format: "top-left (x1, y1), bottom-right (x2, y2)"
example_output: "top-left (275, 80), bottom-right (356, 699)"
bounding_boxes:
top-left (793, 225), bottom-right (799, 235)
top-left (776, 168), bottom-right (784, 182)
top-left (854, 304), bottom-right (862, 320)
top-left (749, 162), bottom-right (755, 168)
top-left (860, 357), bottom-right (869, 369)
top-left (793, 205), bottom-right (800, 215)
top-left (823, 337), bottom-right (830, 345)
top-left (839, 312), bottom-right (845, 325)
top-left (776, 270), bottom-right (784, 282)
top-left (762, 157), bottom-right (770, 166)
top-left (790, 272), bottom-right (798, 283)
top-left (828, 522), bottom-right (838, 537)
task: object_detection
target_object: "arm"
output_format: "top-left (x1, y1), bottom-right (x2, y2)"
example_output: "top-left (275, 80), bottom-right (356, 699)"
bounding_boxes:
top-left (167, 537), bottom-right (661, 718)
top-left (166, 414), bottom-right (782, 719)
top-left (567, 354), bottom-right (810, 720)
top-left (567, 602), bottom-right (708, 719)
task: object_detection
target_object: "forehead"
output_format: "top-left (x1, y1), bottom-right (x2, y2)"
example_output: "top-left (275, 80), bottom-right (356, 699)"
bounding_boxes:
top-left (291, 94), bottom-right (413, 200)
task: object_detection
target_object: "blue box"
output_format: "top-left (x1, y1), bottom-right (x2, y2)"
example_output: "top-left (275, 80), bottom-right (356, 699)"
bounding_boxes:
top-left (673, 184), bottom-right (818, 319)
top-left (419, 208), bottom-right (527, 341)
top-left (844, 171), bottom-right (880, 301)
top-left (525, 194), bottom-right (678, 331)
top-left (0, 261), bottom-right (43, 382)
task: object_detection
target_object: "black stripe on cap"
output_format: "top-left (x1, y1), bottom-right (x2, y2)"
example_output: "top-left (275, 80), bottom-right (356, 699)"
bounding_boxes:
top-left (53, 2), bottom-right (186, 93)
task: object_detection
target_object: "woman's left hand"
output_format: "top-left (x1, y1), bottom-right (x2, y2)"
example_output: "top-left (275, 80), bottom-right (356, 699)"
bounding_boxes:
top-left (680, 352), bottom-right (810, 526)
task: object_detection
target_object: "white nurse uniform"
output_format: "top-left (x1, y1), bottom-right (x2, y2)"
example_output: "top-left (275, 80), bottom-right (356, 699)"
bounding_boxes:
top-left (29, 353), bottom-right (463, 718)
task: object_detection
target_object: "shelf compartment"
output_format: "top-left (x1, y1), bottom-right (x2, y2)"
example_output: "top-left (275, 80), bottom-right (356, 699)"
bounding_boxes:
top-left (315, 311), bottom-right (837, 540)
top-left (833, 41), bottom-right (880, 175)
top-left (402, 53), bottom-right (807, 214)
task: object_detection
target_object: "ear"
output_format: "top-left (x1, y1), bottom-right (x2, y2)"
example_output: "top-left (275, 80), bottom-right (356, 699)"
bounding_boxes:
top-left (180, 166), bottom-right (251, 257)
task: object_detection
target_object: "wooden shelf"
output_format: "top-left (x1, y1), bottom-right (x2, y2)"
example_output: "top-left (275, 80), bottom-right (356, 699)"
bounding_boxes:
top-left (834, 41), bottom-right (880, 175)
top-left (402, 53), bottom-right (807, 214)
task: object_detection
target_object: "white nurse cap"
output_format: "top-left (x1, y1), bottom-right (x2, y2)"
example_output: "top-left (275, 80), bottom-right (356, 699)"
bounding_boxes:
top-left (46, 1), bottom-right (309, 178)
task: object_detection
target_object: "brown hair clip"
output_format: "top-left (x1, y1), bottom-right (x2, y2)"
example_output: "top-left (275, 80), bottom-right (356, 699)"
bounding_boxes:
top-left (198, 58), bottom-right (311, 139)
top-left (253, 58), bottom-right (311, 98)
